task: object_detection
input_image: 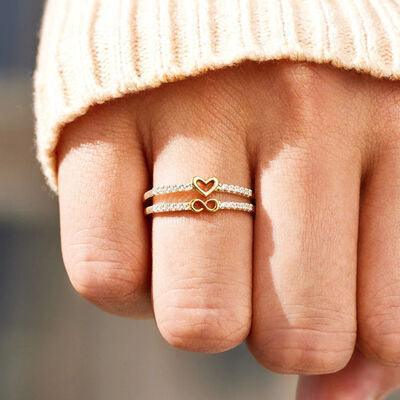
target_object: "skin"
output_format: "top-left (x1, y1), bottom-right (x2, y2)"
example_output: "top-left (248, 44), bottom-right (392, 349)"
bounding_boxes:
top-left (57, 61), bottom-right (400, 398)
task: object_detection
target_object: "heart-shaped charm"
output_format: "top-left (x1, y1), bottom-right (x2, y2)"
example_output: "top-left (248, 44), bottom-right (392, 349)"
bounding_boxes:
top-left (192, 176), bottom-right (219, 197)
top-left (189, 198), bottom-right (220, 213)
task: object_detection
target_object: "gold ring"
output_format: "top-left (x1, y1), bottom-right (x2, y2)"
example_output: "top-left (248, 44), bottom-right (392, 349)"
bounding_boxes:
top-left (145, 200), bottom-right (254, 215)
top-left (143, 176), bottom-right (253, 201)
top-left (144, 176), bottom-right (255, 216)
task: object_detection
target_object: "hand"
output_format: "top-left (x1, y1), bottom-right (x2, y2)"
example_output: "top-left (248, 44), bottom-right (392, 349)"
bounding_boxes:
top-left (57, 61), bottom-right (400, 398)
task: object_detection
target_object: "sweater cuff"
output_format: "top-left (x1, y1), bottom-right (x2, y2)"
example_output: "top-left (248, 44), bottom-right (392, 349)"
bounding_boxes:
top-left (34, 0), bottom-right (400, 191)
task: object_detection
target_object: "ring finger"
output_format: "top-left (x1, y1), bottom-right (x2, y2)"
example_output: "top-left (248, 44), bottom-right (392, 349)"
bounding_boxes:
top-left (148, 90), bottom-right (254, 353)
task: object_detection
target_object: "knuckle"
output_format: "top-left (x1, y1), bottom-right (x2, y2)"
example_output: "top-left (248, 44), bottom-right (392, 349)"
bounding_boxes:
top-left (68, 259), bottom-right (136, 304)
top-left (378, 83), bottom-right (400, 124)
top-left (279, 63), bottom-right (325, 102)
top-left (250, 327), bottom-right (354, 374)
top-left (280, 62), bottom-right (322, 90)
top-left (158, 304), bottom-right (249, 353)
top-left (360, 300), bottom-right (400, 365)
top-left (62, 228), bottom-right (147, 314)
top-left (154, 254), bottom-right (251, 352)
top-left (250, 307), bottom-right (356, 374)
top-left (274, 63), bottom-right (343, 133)
top-left (156, 274), bottom-right (251, 352)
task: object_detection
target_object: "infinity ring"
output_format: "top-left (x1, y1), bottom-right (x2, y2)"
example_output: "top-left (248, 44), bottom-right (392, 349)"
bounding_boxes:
top-left (144, 176), bottom-right (255, 215)
top-left (144, 176), bottom-right (253, 201)
top-left (145, 200), bottom-right (254, 215)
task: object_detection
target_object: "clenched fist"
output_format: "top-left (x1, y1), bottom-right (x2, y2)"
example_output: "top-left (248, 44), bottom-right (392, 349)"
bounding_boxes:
top-left (57, 61), bottom-right (400, 398)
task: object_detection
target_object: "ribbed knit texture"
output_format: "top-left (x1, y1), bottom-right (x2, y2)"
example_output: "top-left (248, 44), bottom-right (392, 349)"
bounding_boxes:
top-left (34, 0), bottom-right (400, 191)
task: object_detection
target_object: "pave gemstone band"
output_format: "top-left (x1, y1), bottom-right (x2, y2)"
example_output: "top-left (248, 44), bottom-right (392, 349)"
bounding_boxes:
top-left (144, 176), bottom-right (255, 215)
top-left (145, 200), bottom-right (255, 215)
top-left (144, 176), bottom-right (253, 201)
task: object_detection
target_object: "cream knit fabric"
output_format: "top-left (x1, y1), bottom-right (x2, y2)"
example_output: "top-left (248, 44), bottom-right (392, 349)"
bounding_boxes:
top-left (35, 0), bottom-right (400, 191)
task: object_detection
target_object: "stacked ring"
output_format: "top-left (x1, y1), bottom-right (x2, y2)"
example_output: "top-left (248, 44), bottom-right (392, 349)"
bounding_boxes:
top-left (144, 176), bottom-right (253, 201)
top-left (144, 176), bottom-right (255, 215)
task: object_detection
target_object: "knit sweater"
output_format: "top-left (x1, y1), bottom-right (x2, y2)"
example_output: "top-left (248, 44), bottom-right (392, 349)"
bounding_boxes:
top-left (34, 0), bottom-right (400, 191)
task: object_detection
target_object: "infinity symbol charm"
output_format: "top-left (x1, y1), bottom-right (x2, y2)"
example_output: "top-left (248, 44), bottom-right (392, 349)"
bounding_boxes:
top-left (189, 198), bottom-right (220, 213)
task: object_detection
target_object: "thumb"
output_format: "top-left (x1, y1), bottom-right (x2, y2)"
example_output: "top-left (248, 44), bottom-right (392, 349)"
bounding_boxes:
top-left (296, 350), bottom-right (400, 400)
